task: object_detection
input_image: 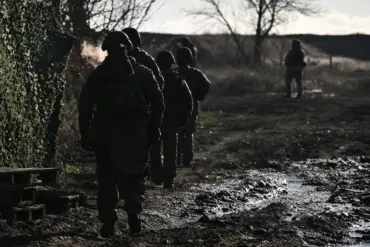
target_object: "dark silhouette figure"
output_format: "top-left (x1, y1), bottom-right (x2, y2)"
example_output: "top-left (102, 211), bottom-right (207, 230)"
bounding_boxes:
top-left (78, 31), bottom-right (164, 237)
top-left (176, 47), bottom-right (211, 167)
top-left (155, 50), bottom-right (193, 188)
top-left (284, 39), bottom-right (306, 99)
top-left (123, 27), bottom-right (165, 184)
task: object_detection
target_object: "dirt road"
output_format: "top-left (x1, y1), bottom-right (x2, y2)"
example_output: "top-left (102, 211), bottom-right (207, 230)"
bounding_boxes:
top-left (2, 93), bottom-right (370, 247)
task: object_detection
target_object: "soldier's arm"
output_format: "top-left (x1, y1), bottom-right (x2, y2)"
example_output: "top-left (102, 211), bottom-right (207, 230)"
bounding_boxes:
top-left (196, 70), bottom-right (211, 101)
top-left (141, 71), bottom-right (165, 129)
top-left (78, 68), bottom-right (99, 137)
top-left (192, 46), bottom-right (198, 62)
top-left (181, 80), bottom-right (193, 119)
top-left (299, 50), bottom-right (306, 65)
top-left (144, 55), bottom-right (165, 89)
top-left (284, 50), bottom-right (292, 66)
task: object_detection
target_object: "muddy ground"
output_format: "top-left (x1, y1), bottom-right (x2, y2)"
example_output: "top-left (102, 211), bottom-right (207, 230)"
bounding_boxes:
top-left (2, 92), bottom-right (370, 247)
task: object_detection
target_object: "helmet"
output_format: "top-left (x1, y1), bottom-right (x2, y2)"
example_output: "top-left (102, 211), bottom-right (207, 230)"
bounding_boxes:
top-left (292, 39), bottom-right (301, 47)
top-left (176, 47), bottom-right (193, 66)
top-left (179, 37), bottom-right (191, 45)
top-left (122, 27), bottom-right (142, 47)
top-left (101, 31), bottom-right (132, 52)
top-left (156, 50), bottom-right (175, 69)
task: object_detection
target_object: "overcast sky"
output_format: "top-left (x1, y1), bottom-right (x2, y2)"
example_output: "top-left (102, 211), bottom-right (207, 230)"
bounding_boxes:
top-left (138, 0), bottom-right (370, 35)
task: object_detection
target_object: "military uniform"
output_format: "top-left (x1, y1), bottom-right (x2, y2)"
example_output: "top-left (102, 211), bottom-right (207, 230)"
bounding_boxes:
top-left (284, 40), bottom-right (306, 99)
top-left (129, 56), bottom-right (165, 184)
top-left (123, 28), bottom-right (165, 184)
top-left (78, 32), bottom-right (164, 237)
top-left (176, 48), bottom-right (211, 167)
top-left (155, 51), bottom-right (193, 188)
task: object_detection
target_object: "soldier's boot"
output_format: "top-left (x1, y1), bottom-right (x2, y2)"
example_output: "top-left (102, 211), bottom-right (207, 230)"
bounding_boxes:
top-left (128, 214), bottom-right (142, 235)
top-left (99, 222), bottom-right (115, 238)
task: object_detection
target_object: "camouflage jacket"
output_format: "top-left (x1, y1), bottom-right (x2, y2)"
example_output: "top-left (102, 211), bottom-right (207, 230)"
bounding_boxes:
top-left (161, 67), bottom-right (193, 130)
top-left (78, 54), bottom-right (164, 174)
top-left (128, 47), bottom-right (165, 89)
top-left (132, 62), bottom-right (165, 129)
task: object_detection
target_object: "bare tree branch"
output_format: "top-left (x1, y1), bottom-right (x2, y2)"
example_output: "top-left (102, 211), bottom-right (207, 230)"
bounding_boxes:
top-left (187, 0), bottom-right (321, 64)
top-left (186, 0), bottom-right (250, 64)
top-left (61, 0), bottom-right (164, 35)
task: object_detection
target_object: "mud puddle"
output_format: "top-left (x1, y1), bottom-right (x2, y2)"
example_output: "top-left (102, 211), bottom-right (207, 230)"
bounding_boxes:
top-left (145, 170), bottom-right (339, 229)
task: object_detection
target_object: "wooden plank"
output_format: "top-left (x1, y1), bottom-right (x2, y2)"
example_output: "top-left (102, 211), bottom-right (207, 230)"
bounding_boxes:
top-left (0, 167), bottom-right (58, 174)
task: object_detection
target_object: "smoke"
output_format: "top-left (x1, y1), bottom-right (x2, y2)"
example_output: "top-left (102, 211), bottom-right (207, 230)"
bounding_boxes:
top-left (81, 41), bottom-right (107, 67)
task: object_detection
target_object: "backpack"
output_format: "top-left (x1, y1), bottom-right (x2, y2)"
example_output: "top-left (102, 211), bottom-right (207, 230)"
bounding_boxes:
top-left (96, 63), bottom-right (149, 130)
top-left (184, 68), bottom-right (210, 102)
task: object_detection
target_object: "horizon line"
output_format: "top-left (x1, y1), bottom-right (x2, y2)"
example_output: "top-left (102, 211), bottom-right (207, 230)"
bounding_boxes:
top-left (140, 31), bottom-right (370, 36)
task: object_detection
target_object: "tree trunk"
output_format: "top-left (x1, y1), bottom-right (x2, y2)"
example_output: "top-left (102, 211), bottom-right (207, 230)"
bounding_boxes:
top-left (253, 34), bottom-right (263, 65)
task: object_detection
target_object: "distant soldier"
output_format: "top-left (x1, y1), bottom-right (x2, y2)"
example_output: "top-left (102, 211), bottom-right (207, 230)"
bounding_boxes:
top-left (284, 39), bottom-right (306, 99)
top-left (78, 31), bottom-right (164, 237)
top-left (155, 50), bottom-right (193, 188)
top-left (176, 47), bottom-right (211, 167)
top-left (123, 27), bottom-right (165, 184)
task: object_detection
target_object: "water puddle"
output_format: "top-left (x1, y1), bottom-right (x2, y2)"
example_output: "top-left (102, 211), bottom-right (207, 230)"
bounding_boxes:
top-left (145, 171), bottom-right (338, 230)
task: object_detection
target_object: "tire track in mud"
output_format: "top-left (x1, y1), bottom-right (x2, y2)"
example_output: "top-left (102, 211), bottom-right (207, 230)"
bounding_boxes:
top-left (140, 130), bottom-right (370, 247)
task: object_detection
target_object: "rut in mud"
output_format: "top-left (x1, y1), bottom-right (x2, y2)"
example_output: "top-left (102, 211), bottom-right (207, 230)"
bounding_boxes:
top-left (1, 94), bottom-right (370, 247)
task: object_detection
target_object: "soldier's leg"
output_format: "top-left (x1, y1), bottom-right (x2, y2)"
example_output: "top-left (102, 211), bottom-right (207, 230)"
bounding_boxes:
top-left (120, 174), bottom-right (145, 234)
top-left (183, 119), bottom-right (196, 167)
top-left (149, 140), bottom-right (162, 184)
top-left (285, 71), bottom-right (294, 98)
top-left (177, 131), bottom-right (184, 166)
top-left (162, 131), bottom-right (178, 188)
top-left (97, 164), bottom-right (119, 237)
top-left (295, 71), bottom-right (303, 98)
top-left (183, 131), bottom-right (194, 167)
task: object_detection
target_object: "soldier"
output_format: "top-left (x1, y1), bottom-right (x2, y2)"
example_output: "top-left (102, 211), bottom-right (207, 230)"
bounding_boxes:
top-left (284, 39), bottom-right (306, 99)
top-left (128, 55), bottom-right (164, 185)
top-left (176, 47), bottom-right (211, 168)
top-left (123, 27), bottom-right (165, 184)
top-left (78, 31), bottom-right (164, 237)
top-left (178, 37), bottom-right (197, 67)
top-left (122, 27), bottom-right (164, 88)
top-left (155, 50), bottom-right (193, 188)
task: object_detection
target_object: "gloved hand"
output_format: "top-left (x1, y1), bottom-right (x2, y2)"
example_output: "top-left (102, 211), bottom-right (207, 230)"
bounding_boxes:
top-left (80, 134), bottom-right (93, 152)
top-left (148, 125), bottom-right (161, 146)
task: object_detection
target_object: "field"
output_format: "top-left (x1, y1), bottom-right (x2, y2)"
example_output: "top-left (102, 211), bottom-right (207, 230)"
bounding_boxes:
top-left (2, 33), bottom-right (370, 247)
